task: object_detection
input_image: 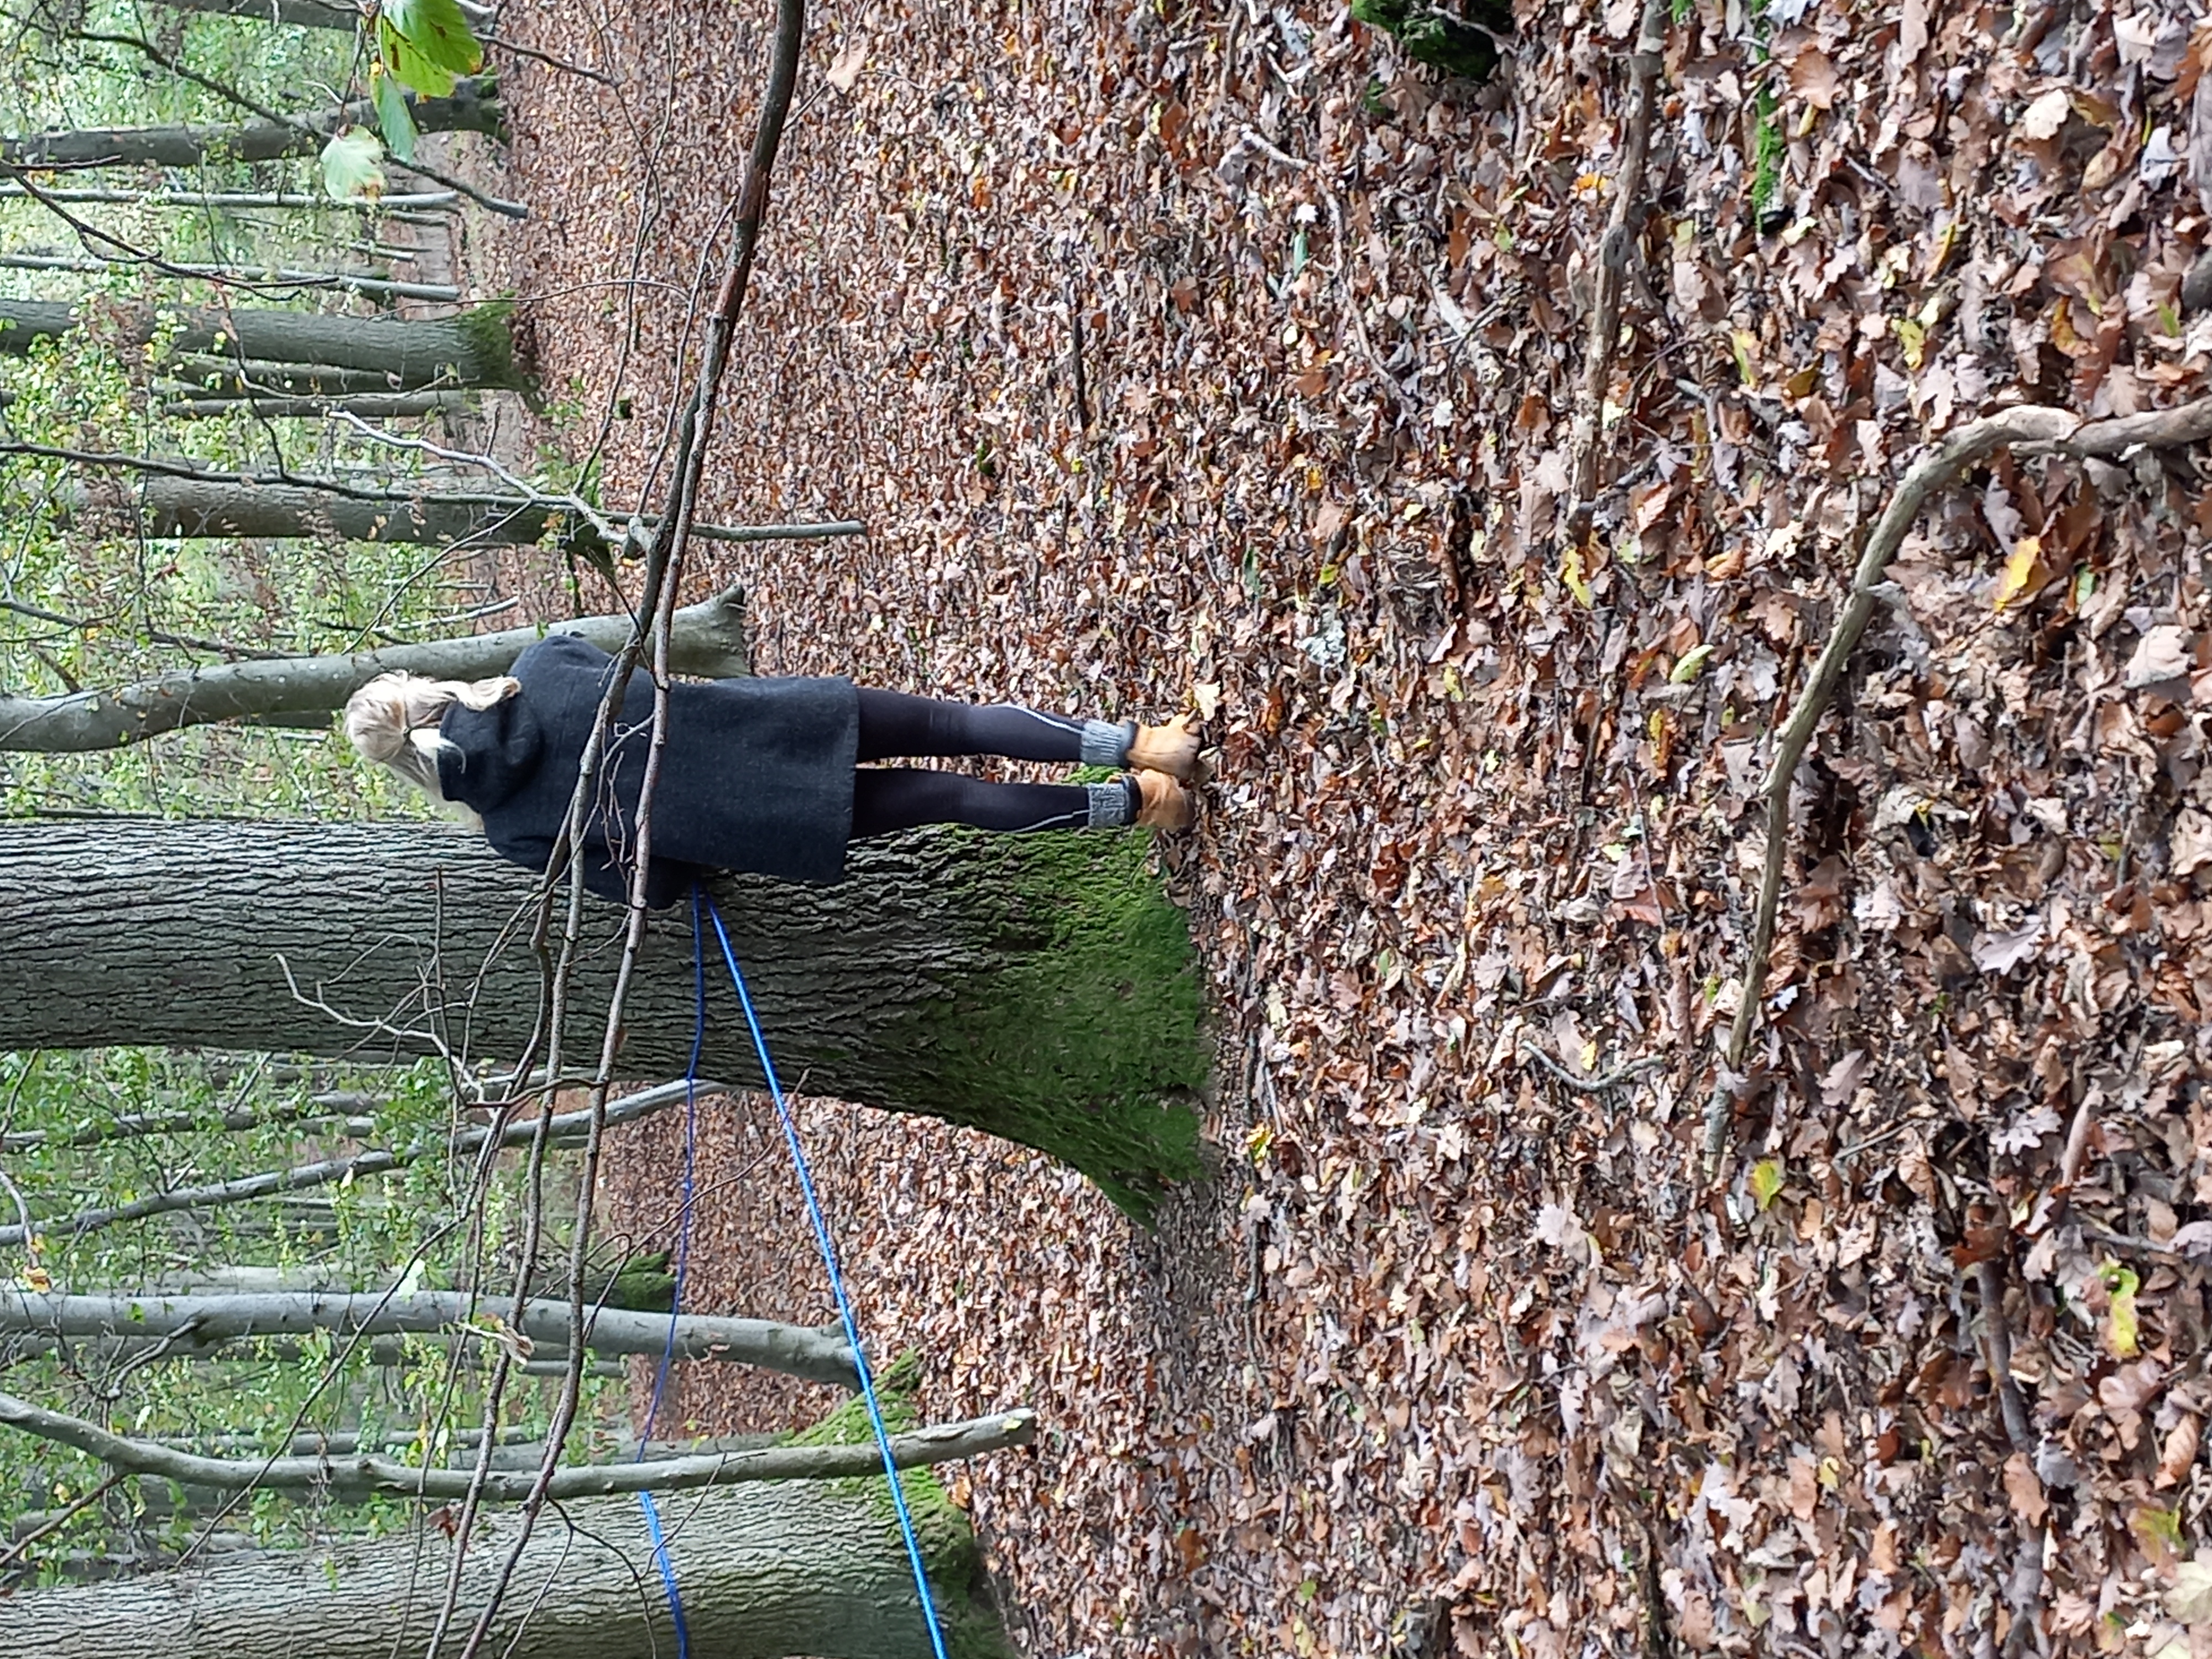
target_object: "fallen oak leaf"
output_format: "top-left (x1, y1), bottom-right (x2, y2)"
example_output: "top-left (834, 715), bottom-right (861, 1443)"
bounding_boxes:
top-left (2156, 1414), bottom-right (2200, 1490)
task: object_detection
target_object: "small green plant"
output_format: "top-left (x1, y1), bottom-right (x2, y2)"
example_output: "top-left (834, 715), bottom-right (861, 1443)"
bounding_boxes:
top-left (1750, 86), bottom-right (1784, 224)
top-left (321, 0), bottom-right (487, 199)
top-left (1350, 0), bottom-right (1512, 82)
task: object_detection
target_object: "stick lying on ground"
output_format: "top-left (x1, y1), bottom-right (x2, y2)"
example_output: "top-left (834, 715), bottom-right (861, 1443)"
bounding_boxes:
top-left (1704, 394), bottom-right (2212, 1172)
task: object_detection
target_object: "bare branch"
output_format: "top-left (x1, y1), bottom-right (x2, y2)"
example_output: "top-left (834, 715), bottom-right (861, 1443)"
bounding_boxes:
top-left (456, 5), bottom-right (813, 1645)
top-left (1518, 1042), bottom-right (1665, 1094)
top-left (1563, 0), bottom-right (1668, 541)
top-left (0, 1390), bottom-right (1035, 1501)
top-left (0, 1079), bottom-right (714, 1248)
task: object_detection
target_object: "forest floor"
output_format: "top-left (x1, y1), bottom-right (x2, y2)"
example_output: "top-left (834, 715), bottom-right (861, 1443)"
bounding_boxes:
top-left (469, 1), bottom-right (2212, 1654)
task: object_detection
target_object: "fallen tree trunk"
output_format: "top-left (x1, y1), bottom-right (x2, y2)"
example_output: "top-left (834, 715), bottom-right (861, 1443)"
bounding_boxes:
top-left (0, 1462), bottom-right (1014, 1658)
top-left (0, 586), bottom-right (748, 751)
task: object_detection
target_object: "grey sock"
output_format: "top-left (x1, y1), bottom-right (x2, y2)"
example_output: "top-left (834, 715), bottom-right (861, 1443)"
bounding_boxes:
top-left (1079, 718), bottom-right (1136, 768)
top-left (1084, 778), bottom-right (1138, 829)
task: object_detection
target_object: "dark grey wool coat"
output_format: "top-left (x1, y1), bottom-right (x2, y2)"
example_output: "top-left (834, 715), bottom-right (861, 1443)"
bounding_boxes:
top-left (436, 633), bottom-right (860, 907)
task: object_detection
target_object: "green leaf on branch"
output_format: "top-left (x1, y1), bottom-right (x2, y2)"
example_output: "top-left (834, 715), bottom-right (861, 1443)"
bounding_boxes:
top-left (377, 18), bottom-right (453, 97)
top-left (378, 0), bottom-right (483, 91)
top-left (319, 127), bottom-right (387, 201)
top-left (372, 67), bottom-right (418, 162)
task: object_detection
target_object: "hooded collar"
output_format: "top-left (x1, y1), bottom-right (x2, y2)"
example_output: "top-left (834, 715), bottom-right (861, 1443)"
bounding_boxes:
top-left (436, 695), bottom-right (544, 812)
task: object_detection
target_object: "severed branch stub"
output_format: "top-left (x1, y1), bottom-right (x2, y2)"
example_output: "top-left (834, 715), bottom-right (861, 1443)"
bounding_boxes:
top-left (1702, 394), bottom-right (2212, 1177)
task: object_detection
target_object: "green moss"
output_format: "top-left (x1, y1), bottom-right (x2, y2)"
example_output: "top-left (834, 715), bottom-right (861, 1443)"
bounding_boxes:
top-left (453, 299), bottom-right (527, 391)
top-left (1751, 87), bottom-right (1785, 223)
top-left (1350, 0), bottom-right (1508, 81)
top-left (878, 830), bottom-right (1207, 1218)
top-left (792, 1353), bottom-right (1016, 1659)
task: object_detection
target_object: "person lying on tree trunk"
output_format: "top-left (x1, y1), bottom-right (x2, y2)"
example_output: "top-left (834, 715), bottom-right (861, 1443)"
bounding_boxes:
top-left (342, 633), bottom-right (1198, 906)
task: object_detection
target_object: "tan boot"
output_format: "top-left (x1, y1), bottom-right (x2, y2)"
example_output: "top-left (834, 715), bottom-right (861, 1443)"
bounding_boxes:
top-left (1133, 769), bottom-right (1193, 831)
top-left (1127, 714), bottom-right (1199, 782)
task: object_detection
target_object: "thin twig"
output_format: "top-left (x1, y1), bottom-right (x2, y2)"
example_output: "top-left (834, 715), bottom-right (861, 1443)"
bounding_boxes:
top-left (1975, 1258), bottom-right (2035, 1454)
top-left (0, 1470), bottom-right (124, 1573)
top-left (1518, 1042), bottom-right (1665, 1093)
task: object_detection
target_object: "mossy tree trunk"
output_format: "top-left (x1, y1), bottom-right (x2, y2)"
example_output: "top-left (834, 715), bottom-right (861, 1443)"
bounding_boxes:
top-left (0, 821), bottom-right (1205, 1211)
top-left (0, 1476), bottom-right (1009, 1659)
top-left (0, 298), bottom-right (528, 392)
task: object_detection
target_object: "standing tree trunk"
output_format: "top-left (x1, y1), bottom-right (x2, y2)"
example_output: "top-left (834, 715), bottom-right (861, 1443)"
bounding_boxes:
top-left (0, 1291), bottom-right (860, 1386)
top-left (153, 0), bottom-right (490, 27)
top-left (0, 1476), bottom-right (1009, 1659)
top-left (0, 821), bottom-right (1206, 1211)
top-left (0, 79), bottom-right (500, 169)
top-left (164, 390), bottom-right (463, 419)
top-left (0, 585), bottom-right (749, 750)
top-left (50, 473), bottom-right (580, 546)
top-left (152, 0), bottom-right (494, 28)
top-left (0, 297), bottom-right (529, 392)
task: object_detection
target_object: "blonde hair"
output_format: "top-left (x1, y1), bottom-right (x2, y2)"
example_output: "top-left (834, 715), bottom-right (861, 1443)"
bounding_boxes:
top-left (343, 671), bottom-right (519, 806)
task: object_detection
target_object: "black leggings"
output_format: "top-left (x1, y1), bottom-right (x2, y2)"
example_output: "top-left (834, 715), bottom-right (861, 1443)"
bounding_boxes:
top-left (848, 690), bottom-right (1117, 839)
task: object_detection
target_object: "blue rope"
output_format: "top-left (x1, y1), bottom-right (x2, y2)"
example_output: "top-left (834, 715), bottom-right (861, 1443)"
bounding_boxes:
top-left (629, 890), bottom-right (710, 1658)
top-left (704, 892), bottom-right (951, 1659)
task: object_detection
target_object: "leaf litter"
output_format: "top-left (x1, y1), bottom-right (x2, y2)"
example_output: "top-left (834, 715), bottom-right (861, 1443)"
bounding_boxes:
top-left (465, 0), bottom-right (2212, 1650)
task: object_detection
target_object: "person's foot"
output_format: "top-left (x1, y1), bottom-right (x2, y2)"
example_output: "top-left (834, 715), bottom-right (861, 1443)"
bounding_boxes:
top-left (1128, 714), bottom-right (1200, 782)
top-left (1131, 769), bottom-right (1193, 831)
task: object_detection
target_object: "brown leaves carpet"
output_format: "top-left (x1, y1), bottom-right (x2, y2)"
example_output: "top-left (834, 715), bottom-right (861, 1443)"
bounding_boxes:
top-left (474, 1), bottom-right (2212, 1652)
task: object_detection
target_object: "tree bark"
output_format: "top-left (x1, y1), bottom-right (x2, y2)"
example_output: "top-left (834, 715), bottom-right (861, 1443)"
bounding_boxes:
top-left (0, 586), bottom-right (748, 750)
top-left (0, 1477), bottom-right (1006, 1659)
top-left (50, 473), bottom-right (576, 547)
top-left (0, 297), bottom-right (528, 390)
top-left (0, 820), bottom-right (1206, 1209)
top-left (0, 78), bottom-right (500, 169)
top-left (153, 0), bottom-right (493, 29)
top-left (0, 1290), bottom-right (861, 1387)
top-left (165, 389), bottom-right (463, 420)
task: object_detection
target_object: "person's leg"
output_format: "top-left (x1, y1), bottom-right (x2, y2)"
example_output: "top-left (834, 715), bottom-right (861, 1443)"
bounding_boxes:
top-left (850, 768), bottom-right (1141, 839)
top-left (853, 688), bottom-right (1130, 766)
